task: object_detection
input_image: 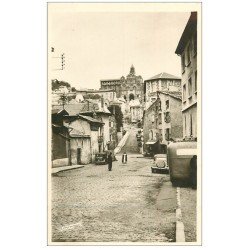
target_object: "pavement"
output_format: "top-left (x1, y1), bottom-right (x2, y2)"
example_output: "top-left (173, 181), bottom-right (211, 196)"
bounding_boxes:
top-left (51, 154), bottom-right (177, 243)
top-left (52, 164), bottom-right (85, 174)
top-left (50, 125), bottom-right (197, 243)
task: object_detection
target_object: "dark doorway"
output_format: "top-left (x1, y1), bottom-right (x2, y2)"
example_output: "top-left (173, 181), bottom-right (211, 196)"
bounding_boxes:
top-left (129, 93), bottom-right (134, 101)
top-left (77, 148), bottom-right (81, 164)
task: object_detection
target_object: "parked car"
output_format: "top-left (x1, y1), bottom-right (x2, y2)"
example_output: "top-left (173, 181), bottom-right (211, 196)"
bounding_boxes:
top-left (151, 154), bottom-right (169, 174)
top-left (167, 141), bottom-right (197, 186)
top-left (95, 153), bottom-right (107, 165)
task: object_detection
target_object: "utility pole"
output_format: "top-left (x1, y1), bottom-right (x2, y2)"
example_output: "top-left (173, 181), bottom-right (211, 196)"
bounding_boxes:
top-left (51, 49), bottom-right (66, 71)
top-left (61, 53), bottom-right (65, 70)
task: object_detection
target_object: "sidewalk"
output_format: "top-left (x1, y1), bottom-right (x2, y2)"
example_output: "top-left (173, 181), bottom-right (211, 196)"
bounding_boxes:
top-left (51, 164), bottom-right (85, 174)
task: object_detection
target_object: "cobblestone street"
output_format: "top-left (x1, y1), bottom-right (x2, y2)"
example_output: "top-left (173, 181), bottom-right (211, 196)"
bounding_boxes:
top-left (51, 154), bottom-right (177, 242)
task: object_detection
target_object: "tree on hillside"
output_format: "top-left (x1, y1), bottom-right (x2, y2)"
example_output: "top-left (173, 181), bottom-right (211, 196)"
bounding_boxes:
top-left (108, 105), bottom-right (123, 132)
top-left (51, 79), bottom-right (71, 90)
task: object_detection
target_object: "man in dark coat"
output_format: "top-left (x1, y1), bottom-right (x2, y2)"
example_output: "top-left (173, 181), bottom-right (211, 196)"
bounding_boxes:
top-left (190, 155), bottom-right (197, 189)
top-left (108, 152), bottom-right (113, 171)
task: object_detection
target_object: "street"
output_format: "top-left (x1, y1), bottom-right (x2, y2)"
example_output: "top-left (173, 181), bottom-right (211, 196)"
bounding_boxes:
top-left (51, 153), bottom-right (177, 242)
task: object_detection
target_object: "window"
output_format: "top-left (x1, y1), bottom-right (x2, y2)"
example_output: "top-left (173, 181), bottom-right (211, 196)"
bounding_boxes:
top-left (159, 129), bottom-right (162, 139)
top-left (159, 113), bottom-right (162, 124)
top-left (184, 115), bottom-right (186, 137)
top-left (165, 128), bottom-right (170, 140)
top-left (194, 71), bottom-right (197, 92)
top-left (190, 114), bottom-right (193, 136)
top-left (164, 112), bottom-right (171, 123)
top-left (166, 100), bottom-right (169, 109)
top-left (183, 84), bottom-right (187, 101)
top-left (150, 130), bottom-right (154, 140)
top-left (159, 101), bottom-right (161, 111)
top-left (151, 114), bottom-right (155, 123)
top-left (188, 77), bottom-right (192, 97)
top-left (181, 54), bottom-right (185, 72)
top-left (186, 44), bottom-right (191, 65)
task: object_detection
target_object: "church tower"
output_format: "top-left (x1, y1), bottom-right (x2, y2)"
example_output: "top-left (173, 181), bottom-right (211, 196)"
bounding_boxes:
top-left (129, 64), bottom-right (135, 75)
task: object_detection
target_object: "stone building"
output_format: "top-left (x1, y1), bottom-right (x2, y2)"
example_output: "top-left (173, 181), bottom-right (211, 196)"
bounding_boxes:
top-left (144, 72), bottom-right (181, 110)
top-left (100, 65), bottom-right (144, 102)
top-left (129, 99), bottom-right (144, 124)
top-left (63, 115), bottom-right (104, 164)
top-left (175, 12), bottom-right (197, 139)
top-left (142, 91), bottom-right (183, 155)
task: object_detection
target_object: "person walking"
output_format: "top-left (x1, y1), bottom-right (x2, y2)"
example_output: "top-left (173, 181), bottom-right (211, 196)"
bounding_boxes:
top-left (108, 152), bottom-right (113, 171)
top-left (122, 151), bottom-right (127, 164)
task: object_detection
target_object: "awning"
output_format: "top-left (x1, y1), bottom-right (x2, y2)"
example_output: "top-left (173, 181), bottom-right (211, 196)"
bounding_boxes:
top-left (145, 140), bottom-right (157, 145)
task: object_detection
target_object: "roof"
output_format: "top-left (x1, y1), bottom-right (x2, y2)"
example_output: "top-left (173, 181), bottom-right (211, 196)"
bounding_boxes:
top-left (79, 115), bottom-right (104, 124)
top-left (52, 109), bottom-right (61, 114)
top-left (175, 12), bottom-right (197, 55)
top-left (52, 104), bottom-right (86, 116)
top-left (51, 108), bottom-right (69, 115)
top-left (159, 91), bottom-right (182, 101)
top-left (146, 72), bottom-right (181, 81)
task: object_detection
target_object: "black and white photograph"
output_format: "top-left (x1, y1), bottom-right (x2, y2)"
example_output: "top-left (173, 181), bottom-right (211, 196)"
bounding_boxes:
top-left (48, 2), bottom-right (201, 245)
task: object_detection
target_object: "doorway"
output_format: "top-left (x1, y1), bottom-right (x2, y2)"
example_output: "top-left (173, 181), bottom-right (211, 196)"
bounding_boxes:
top-left (77, 148), bottom-right (81, 164)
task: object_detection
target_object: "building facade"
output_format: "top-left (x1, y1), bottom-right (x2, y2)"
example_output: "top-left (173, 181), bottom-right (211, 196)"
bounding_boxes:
top-left (63, 115), bottom-right (104, 164)
top-left (144, 72), bottom-right (181, 110)
top-left (129, 99), bottom-right (144, 123)
top-left (100, 65), bottom-right (144, 102)
top-left (175, 12), bottom-right (197, 139)
top-left (142, 91), bottom-right (183, 155)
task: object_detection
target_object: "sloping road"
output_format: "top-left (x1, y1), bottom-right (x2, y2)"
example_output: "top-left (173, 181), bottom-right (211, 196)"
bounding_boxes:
top-left (120, 126), bottom-right (140, 154)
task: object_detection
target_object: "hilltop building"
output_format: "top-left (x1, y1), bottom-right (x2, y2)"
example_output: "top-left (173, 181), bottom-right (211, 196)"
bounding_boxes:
top-left (100, 65), bottom-right (144, 102)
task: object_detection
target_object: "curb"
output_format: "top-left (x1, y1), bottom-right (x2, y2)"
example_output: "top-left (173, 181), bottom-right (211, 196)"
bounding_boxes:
top-left (176, 187), bottom-right (186, 242)
top-left (51, 165), bottom-right (84, 174)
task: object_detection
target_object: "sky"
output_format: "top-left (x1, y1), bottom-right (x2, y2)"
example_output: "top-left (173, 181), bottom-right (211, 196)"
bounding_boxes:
top-left (49, 9), bottom-right (190, 90)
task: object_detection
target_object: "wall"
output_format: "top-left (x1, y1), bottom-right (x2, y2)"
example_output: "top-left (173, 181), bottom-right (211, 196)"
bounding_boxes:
top-left (65, 119), bottom-right (91, 136)
top-left (143, 100), bottom-right (159, 146)
top-left (64, 118), bottom-right (92, 164)
top-left (70, 138), bottom-right (91, 165)
top-left (90, 130), bottom-right (99, 162)
top-left (169, 96), bottom-right (183, 139)
top-left (183, 103), bottom-right (197, 138)
top-left (101, 115), bottom-right (110, 151)
top-left (52, 130), bottom-right (68, 160)
top-left (109, 115), bottom-right (118, 149)
top-left (180, 30), bottom-right (197, 138)
top-left (130, 106), bottom-right (143, 123)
